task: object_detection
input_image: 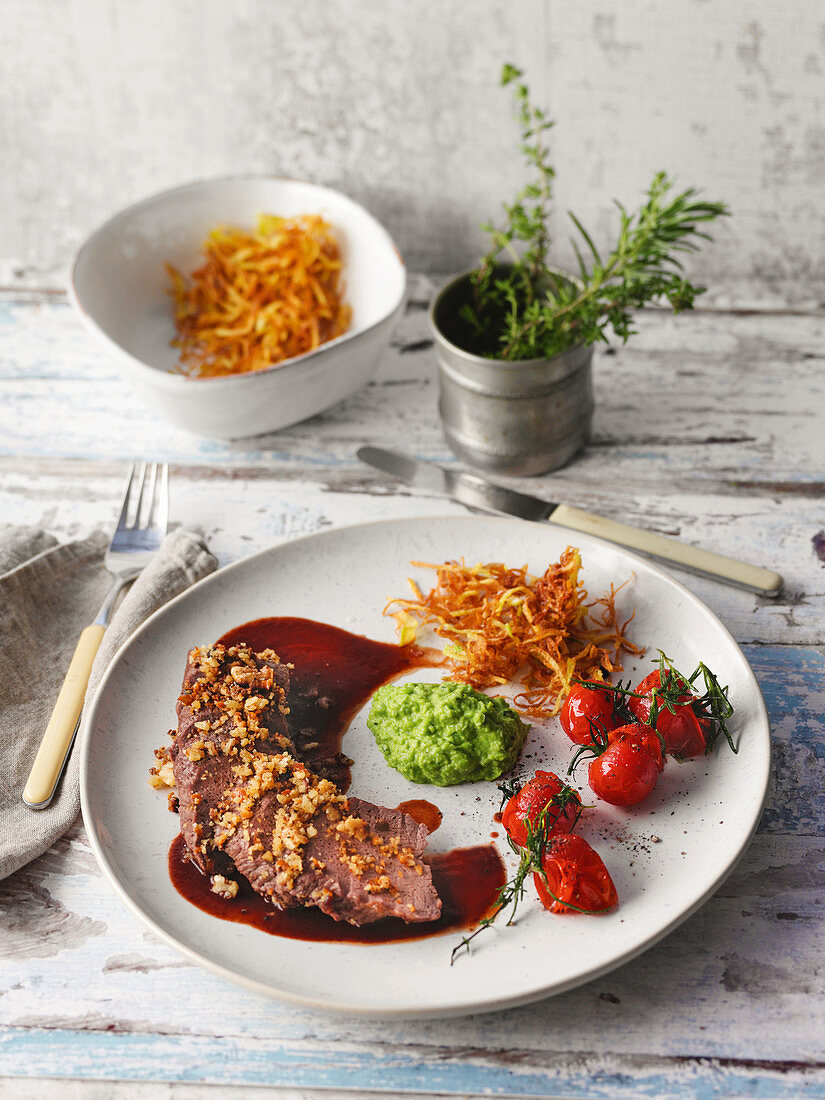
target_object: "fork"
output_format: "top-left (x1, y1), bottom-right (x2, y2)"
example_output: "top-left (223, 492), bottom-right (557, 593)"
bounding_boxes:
top-left (22, 462), bottom-right (169, 809)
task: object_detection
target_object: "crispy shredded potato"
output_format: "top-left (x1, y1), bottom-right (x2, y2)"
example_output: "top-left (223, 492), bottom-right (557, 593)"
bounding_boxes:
top-left (167, 213), bottom-right (352, 378)
top-left (386, 548), bottom-right (641, 718)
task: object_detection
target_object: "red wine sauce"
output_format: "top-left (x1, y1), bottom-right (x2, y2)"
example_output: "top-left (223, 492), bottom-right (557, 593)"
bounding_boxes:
top-left (396, 799), bottom-right (442, 833)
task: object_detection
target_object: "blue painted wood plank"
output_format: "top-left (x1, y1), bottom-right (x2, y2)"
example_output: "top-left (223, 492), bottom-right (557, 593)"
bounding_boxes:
top-left (745, 644), bottom-right (825, 834)
top-left (0, 1027), bottom-right (823, 1098)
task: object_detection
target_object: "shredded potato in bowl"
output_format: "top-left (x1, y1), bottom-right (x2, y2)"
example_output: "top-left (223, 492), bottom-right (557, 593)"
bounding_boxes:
top-left (385, 548), bottom-right (641, 718)
top-left (166, 213), bottom-right (352, 378)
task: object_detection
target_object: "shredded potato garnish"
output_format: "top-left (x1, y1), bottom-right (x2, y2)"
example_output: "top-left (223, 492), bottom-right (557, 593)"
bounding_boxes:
top-left (166, 213), bottom-right (352, 378)
top-left (386, 549), bottom-right (641, 718)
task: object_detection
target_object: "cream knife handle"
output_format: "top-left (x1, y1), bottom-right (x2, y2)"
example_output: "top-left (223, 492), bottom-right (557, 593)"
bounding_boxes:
top-left (549, 504), bottom-right (783, 597)
top-left (23, 624), bottom-right (106, 809)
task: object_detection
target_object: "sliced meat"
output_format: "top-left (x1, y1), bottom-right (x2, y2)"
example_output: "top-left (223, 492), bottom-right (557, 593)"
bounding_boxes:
top-left (226, 794), bottom-right (440, 925)
top-left (171, 644), bottom-right (292, 875)
top-left (170, 642), bottom-right (441, 926)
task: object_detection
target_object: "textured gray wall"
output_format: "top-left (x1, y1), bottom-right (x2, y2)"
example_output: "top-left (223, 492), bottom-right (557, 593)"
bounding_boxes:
top-left (4, 0), bottom-right (824, 304)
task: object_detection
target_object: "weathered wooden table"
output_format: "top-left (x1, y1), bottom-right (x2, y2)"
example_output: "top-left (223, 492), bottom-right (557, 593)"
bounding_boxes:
top-left (1, 277), bottom-right (823, 1099)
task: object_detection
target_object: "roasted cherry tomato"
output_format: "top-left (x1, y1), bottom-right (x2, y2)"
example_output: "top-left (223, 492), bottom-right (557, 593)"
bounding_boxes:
top-left (533, 834), bottom-right (618, 913)
top-left (560, 683), bottom-right (618, 745)
top-left (587, 726), bottom-right (661, 806)
top-left (629, 670), bottom-right (709, 758)
top-left (501, 770), bottom-right (582, 848)
top-left (607, 722), bottom-right (665, 772)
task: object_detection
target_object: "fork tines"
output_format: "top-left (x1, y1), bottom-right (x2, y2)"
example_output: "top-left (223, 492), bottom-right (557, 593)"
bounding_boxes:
top-left (118, 461), bottom-right (169, 532)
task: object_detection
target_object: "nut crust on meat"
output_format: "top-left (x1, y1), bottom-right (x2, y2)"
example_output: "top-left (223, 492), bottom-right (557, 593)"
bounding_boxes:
top-left (165, 642), bottom-right (441, 926)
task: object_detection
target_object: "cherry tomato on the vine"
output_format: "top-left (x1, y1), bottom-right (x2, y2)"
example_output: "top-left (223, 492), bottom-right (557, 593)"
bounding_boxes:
top-left (587, 725), bottom-right (662, 806)
top-left (501, 770), bottom-right (582, 848)
top-left (629, 670), bottom-right (709, 758)
top-left (560, 683), bottom-right (618, 745)
top-left (533, 834), bottom-right (618, 913)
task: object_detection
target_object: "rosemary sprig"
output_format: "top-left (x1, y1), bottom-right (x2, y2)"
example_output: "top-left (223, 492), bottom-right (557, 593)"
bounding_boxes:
top-left (566, 719), bottom-right (611, 779)
top-left (606, 680), bottom-right (637, 727)
top-left (654, 651), bottom-right (736, 753)
top-left (450, 778), bottom-right (583, 964)
top-left (458, 65), bottom-right (729, 361)
top-left (575, 650), bottom-right (736, 755)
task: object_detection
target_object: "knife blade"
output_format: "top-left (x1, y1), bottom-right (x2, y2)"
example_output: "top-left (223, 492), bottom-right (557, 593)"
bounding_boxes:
top-left (357, 445), bottom-right (783, 598)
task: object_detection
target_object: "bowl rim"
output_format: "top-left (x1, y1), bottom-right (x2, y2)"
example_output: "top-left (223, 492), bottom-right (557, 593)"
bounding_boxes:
top-left (68, 173), bottom-right (407, 389)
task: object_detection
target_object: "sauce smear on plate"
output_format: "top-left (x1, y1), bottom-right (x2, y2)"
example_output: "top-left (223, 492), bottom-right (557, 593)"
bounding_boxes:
top-left (396, 799), bottom-right (443, 833)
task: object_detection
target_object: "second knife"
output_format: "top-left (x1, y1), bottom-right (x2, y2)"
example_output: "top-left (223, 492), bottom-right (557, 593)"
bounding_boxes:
top-left (357, 445), bottom-right (783, 598)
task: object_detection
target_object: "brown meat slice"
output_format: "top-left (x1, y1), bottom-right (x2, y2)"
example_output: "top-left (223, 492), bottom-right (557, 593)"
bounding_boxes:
top-left (170, 642), bottom-right (441, 925)
top-left (171, 644), bottom-right (292, 875)
top-left (225, 794), bottom-right (440, 925)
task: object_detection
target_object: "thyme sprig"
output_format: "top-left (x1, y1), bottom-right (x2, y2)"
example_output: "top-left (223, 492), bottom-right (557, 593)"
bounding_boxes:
top-left (463, 63), bottom-right (556, 349)
top-left (451, 778), bottom-right (583, 964)
top-left (458, 65), bottom-right (729, 361)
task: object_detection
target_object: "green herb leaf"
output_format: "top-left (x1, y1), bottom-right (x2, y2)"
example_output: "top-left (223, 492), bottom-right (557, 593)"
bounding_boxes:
top-left (451, 777), bottom-right (583, 963)
top-left (459, 67), bottom-right (729, 361)
top-left (573, 652), bottom-right (737, 755)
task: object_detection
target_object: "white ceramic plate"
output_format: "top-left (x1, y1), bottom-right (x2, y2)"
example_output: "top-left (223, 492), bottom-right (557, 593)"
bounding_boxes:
top-left (80, 516), bottom-right (770, 1018)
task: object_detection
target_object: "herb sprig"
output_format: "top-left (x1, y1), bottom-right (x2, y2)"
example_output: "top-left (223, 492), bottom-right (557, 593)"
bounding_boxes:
top-left (576, 650), bottom-right (736, 754)
top-left (653, 652), bottom-right (735, 753)
top-left (459, 65), bottom-right (730, 361)
top-left (451, 778), bottom-right (584, 964)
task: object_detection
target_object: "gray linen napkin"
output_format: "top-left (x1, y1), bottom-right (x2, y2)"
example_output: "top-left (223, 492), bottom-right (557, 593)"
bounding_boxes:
top-left (0, 526), bottom-right (217, 880)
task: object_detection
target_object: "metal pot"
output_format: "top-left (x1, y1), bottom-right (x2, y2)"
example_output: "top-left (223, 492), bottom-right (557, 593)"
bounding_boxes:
top-left (428, 268), bottom-right (593, 477)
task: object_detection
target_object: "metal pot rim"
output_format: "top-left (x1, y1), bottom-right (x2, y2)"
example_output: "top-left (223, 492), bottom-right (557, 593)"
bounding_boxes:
top-left (428, 264), bottom-right (587, 368)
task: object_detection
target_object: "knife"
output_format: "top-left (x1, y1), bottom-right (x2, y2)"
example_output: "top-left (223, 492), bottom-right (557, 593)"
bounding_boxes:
top-left (357, 445), bottom-right (783, 598)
